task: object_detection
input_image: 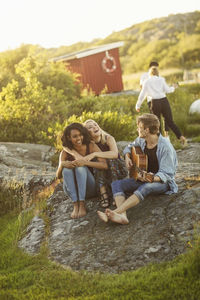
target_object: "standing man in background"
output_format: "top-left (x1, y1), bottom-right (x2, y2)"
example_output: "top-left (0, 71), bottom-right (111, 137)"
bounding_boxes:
top-left (140, 61), bottom-right (159, 88)
top-left (136, 66), bottom-right (187, 145)
top-left (140, 61), bottom-right (170, 138)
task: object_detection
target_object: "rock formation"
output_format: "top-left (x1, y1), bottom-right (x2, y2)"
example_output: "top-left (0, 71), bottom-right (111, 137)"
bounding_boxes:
top-left (189, 99), bottom-right (200, 114)
top-left (0, 142), bottom-right (56, 193)
top-left (1, 141), bottom-right (199, 274)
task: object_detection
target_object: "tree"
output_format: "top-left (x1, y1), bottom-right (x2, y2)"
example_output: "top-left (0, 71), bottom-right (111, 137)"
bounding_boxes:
top-left (0, 54), bottom-right (81, 145)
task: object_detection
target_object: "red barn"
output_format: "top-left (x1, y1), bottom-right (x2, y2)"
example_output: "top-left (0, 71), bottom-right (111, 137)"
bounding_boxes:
top-left (51, 41), bottom-right (124, 95)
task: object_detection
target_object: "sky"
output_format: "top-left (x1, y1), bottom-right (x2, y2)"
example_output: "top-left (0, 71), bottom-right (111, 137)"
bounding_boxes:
top-left (0, 0), bottom-right (199, 52)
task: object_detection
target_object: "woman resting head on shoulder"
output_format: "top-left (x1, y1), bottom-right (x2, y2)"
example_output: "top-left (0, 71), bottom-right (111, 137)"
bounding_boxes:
top-left (83, 119), bottom-right (118, 160)
top-left (83, 119), bottom-right (128, 209)
top-left (56, 122), bottom-right (107, 219)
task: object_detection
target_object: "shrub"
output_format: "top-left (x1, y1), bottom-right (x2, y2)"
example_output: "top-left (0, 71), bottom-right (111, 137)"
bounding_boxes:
top-left (186, 124), bottom-right (200, 137)
top-left (54, 111), bottom-right (137, 150)
top-left (0, 55), bottom-right (81, 145)
top-left (167, 86), bottom-right (199, 137)
top-left (66, 94), bottom-right (139, 117)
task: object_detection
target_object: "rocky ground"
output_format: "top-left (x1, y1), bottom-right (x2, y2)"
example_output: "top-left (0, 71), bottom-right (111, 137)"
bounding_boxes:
top-left (1, 141), bottom-right (200, 274)
top-left (0, 142), bottom-right (56, 193)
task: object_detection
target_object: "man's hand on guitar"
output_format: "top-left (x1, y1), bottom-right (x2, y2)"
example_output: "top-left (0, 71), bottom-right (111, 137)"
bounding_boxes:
top-left (137, 171), bottom-right (154, 183)
top-left (125, 155), bottom-right (133, 170)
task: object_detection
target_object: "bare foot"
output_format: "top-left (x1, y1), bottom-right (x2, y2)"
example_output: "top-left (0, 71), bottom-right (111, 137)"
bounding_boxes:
top-left (97, 210), bottom-right (108, 222)
top-left (106, 209), bottom-right (129, 225)
top-left (78, 201), bottom-right (87, 218)
top-left (71, 203), bottom-right (79, 219)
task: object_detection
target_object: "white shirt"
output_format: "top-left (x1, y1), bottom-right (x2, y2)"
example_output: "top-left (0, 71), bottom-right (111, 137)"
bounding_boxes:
top-left (140, 72), bottom-right (149, 86)
top-left (140, 72), bottom-right (152, 103)
top-left (136, 76), bottom-right (175, 110)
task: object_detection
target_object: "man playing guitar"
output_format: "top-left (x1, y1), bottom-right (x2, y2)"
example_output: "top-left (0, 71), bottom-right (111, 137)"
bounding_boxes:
top-left (97, 113), bottom-right (178, 224)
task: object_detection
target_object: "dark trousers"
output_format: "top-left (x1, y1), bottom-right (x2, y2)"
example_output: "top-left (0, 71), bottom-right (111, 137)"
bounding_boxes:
top-left (148, 101), bottom-right (169, 131)
top-left (149, 97), bottom-right (182, 139)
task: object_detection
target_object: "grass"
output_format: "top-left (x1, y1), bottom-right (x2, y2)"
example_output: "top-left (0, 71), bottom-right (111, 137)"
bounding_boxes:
top-left (0, 192), bottom-right (200, 299)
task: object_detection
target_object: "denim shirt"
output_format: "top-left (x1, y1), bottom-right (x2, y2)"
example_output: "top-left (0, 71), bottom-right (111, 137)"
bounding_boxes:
top-left (123, 134), bottom-right (178, 194)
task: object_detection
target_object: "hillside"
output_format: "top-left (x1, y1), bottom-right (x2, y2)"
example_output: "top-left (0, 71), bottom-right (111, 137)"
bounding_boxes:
top-left (47, 10), bottom-right (200, 73)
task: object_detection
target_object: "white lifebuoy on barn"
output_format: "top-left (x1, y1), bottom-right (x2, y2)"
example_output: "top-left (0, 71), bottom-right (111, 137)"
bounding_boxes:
top-left (189, 99), bottom-right (200, 114)
top-left (102, 51), bottom-right (117, 74)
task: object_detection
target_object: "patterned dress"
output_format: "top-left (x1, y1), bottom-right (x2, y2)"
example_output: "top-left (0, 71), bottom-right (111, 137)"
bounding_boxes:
top-left (94, 136), bottom-right (128, 198)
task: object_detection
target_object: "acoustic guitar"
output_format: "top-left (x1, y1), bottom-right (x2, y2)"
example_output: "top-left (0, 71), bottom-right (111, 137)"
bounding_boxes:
top-left (129, 146), bottom-right (154, 182)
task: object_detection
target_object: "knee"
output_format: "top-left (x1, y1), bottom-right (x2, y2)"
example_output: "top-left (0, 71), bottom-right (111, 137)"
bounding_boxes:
top-left (111, 180), bottom-right (121, 193)
top-left (111, 180), bottom-right (120, 189)
top-left (140, 183), bottom-right (153, 196)
top-left (75, 166), bottom-right (87, 176)
top-left (62, 168), bottom-right (72, 177)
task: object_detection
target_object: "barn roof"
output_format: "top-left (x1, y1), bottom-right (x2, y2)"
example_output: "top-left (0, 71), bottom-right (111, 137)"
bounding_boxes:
top-left (50, 41), bottom-right (124, 62)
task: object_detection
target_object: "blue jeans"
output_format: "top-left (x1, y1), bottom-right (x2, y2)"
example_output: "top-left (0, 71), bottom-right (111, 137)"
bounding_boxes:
top-left (62, 166), bottom-right (97, 202)
top-left (111, 178), bottom-right (169, 202)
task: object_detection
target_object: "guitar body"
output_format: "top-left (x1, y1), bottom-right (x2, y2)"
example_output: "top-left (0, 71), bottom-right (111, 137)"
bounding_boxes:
top-left (129, 146), bottom-right (148, 180)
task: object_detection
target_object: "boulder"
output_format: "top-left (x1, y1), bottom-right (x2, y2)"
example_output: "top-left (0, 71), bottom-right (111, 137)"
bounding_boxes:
top-left (18, 142), bottom-right (200, 273)
top-left (0, 142), bottom-right (56, 194)
top-left (189, 99), bottom-right (200, 114)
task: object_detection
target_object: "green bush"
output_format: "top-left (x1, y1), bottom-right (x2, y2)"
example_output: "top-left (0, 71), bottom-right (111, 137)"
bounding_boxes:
top-left (66, 94), bottom-right (139, 117)
top-left (167, 86), bottom-right (200, 137)
top-left (0, 55), bottom-right (81, 145)
top-left (54, 111), bottom-right (137, 150)
top-left (96, 94), bottom-right (138, 115)
top-left (66, 95), bottom-right (98, 117)
top-left (188, 112), bottom-right (200, 124)
top-left (186, 124), bottom-right (200, 137)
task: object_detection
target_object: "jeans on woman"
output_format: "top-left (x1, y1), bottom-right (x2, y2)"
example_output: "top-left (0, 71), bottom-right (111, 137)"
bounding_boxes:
top-left (62, 166), bottom-right (97, 202)
top-left (111, 178), bottom-right (169, 202)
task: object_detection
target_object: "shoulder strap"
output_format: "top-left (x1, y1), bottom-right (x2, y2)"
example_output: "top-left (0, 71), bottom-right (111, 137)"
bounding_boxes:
top-left (86, 143), bottom-right (90, 155)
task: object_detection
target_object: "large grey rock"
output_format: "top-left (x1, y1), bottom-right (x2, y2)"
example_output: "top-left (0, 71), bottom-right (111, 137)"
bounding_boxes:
top-left (189, 99), bottom-right (200, 114)
top-left (0, 142), bottom-right (56, 193)
top-left (18, 216), bottom-right (45, 254)
top-left (18, 142), bottom-right (200, 274)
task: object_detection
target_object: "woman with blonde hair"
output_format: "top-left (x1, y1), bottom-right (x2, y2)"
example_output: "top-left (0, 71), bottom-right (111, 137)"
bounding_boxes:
top-left (63, 119), bottom-right (128, 208)
top-left (136, 66), bottom-right (186, 145)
